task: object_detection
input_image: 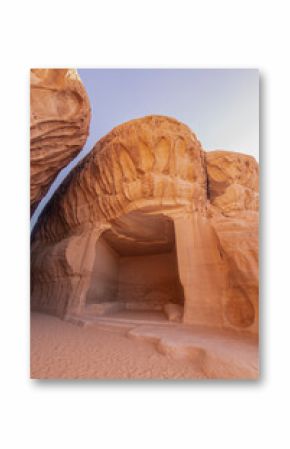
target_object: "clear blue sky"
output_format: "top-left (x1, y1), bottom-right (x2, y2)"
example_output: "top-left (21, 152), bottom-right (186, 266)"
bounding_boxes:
top-left (31, 69), bottom-right (259, 228)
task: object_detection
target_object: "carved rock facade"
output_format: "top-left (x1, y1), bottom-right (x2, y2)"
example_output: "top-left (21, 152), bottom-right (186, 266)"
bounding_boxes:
top-left (31, 116), bottom-right (259, 333)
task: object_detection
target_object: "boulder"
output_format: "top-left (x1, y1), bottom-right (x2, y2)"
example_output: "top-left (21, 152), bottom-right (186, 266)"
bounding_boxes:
top-left (163, 304), bottom-right (184, 322)
top-left (206, 150), bottom-right (259, 332)
top-left (30, 68), bottom-right (91, 214)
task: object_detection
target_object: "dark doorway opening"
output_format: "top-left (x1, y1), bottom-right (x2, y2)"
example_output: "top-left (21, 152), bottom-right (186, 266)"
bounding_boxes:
top-left (85, 210), bottom-right (184, 321)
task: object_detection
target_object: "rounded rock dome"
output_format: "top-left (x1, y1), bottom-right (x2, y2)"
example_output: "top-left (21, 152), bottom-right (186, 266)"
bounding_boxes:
top-left (35, 115), bottom-right (208, 242)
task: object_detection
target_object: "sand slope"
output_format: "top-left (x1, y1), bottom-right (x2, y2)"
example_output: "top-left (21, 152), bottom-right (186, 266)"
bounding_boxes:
top-left (31, 313), bottom-right (205, 379)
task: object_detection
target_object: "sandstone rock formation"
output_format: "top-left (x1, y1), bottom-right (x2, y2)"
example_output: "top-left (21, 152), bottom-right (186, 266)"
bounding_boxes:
top-left (206, 151), bottom-right (259, 331)
top-left (31, 115), bottom-right (259, 334)
top-left (30, 69), bottom-right (91, 214)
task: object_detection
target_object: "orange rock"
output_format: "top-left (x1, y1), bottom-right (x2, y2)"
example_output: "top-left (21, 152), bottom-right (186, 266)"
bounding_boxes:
top-left (206, 150), bottom-right (259, 200)
top-left (31, 116), bottom-right (259, 336)
top-left (206, 151), bottom-right (259, 333)
top-left (30, 69), bottom-right (91, 214)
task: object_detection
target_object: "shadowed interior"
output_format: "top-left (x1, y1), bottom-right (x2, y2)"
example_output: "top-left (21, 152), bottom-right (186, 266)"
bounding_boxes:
top-left (86, 211), bottom-right (184, 313)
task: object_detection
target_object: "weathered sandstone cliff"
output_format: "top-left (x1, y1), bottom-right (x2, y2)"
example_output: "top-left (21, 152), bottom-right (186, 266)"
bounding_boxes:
top-left (30, 69), bottom-right (91, 214)
top-left (31, 116), bottom-right (259, 334)
top-left (206, 151), bottom-right (259, 331)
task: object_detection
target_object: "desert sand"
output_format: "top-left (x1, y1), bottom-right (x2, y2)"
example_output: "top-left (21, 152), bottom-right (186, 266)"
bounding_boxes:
top-left (31, 312), bottom-right (258, 380)
top-left (31, 312), bottom-right (205, 379)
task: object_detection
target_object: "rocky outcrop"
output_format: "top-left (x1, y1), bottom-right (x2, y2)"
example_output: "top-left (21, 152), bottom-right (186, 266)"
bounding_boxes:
top-left (31, 116), bottom-right (259, 334)
top-left (206, 151), bottom-right (259, 331)
top-left (32, 115), bottom-right (207, 242)
top-left (30, 69), bottom-right (91, 214)
top-left (206, 151), bottom-right (258, 200)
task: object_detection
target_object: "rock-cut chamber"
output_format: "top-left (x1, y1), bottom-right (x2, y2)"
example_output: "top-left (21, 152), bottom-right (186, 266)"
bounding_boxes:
top-left (84, 210), bottom-right (185, 319)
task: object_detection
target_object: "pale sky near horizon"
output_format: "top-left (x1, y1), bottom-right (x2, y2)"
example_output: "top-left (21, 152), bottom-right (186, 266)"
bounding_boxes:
top-left (31, 68), bottom-right (259, 229)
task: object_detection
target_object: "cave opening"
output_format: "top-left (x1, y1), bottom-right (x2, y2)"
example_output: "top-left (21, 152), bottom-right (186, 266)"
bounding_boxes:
top-left (85, 210), bottom-right (184, 322)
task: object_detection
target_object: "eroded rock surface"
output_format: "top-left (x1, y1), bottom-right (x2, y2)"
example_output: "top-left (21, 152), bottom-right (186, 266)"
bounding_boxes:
top-left (31, 116), bottom-right (259, 336)
top-left (206, 151), bottom-right (259, 332)
top-left (30, 69), bottom-right (91, 214)
top-left (32, 115), bottom-right (206, 239)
